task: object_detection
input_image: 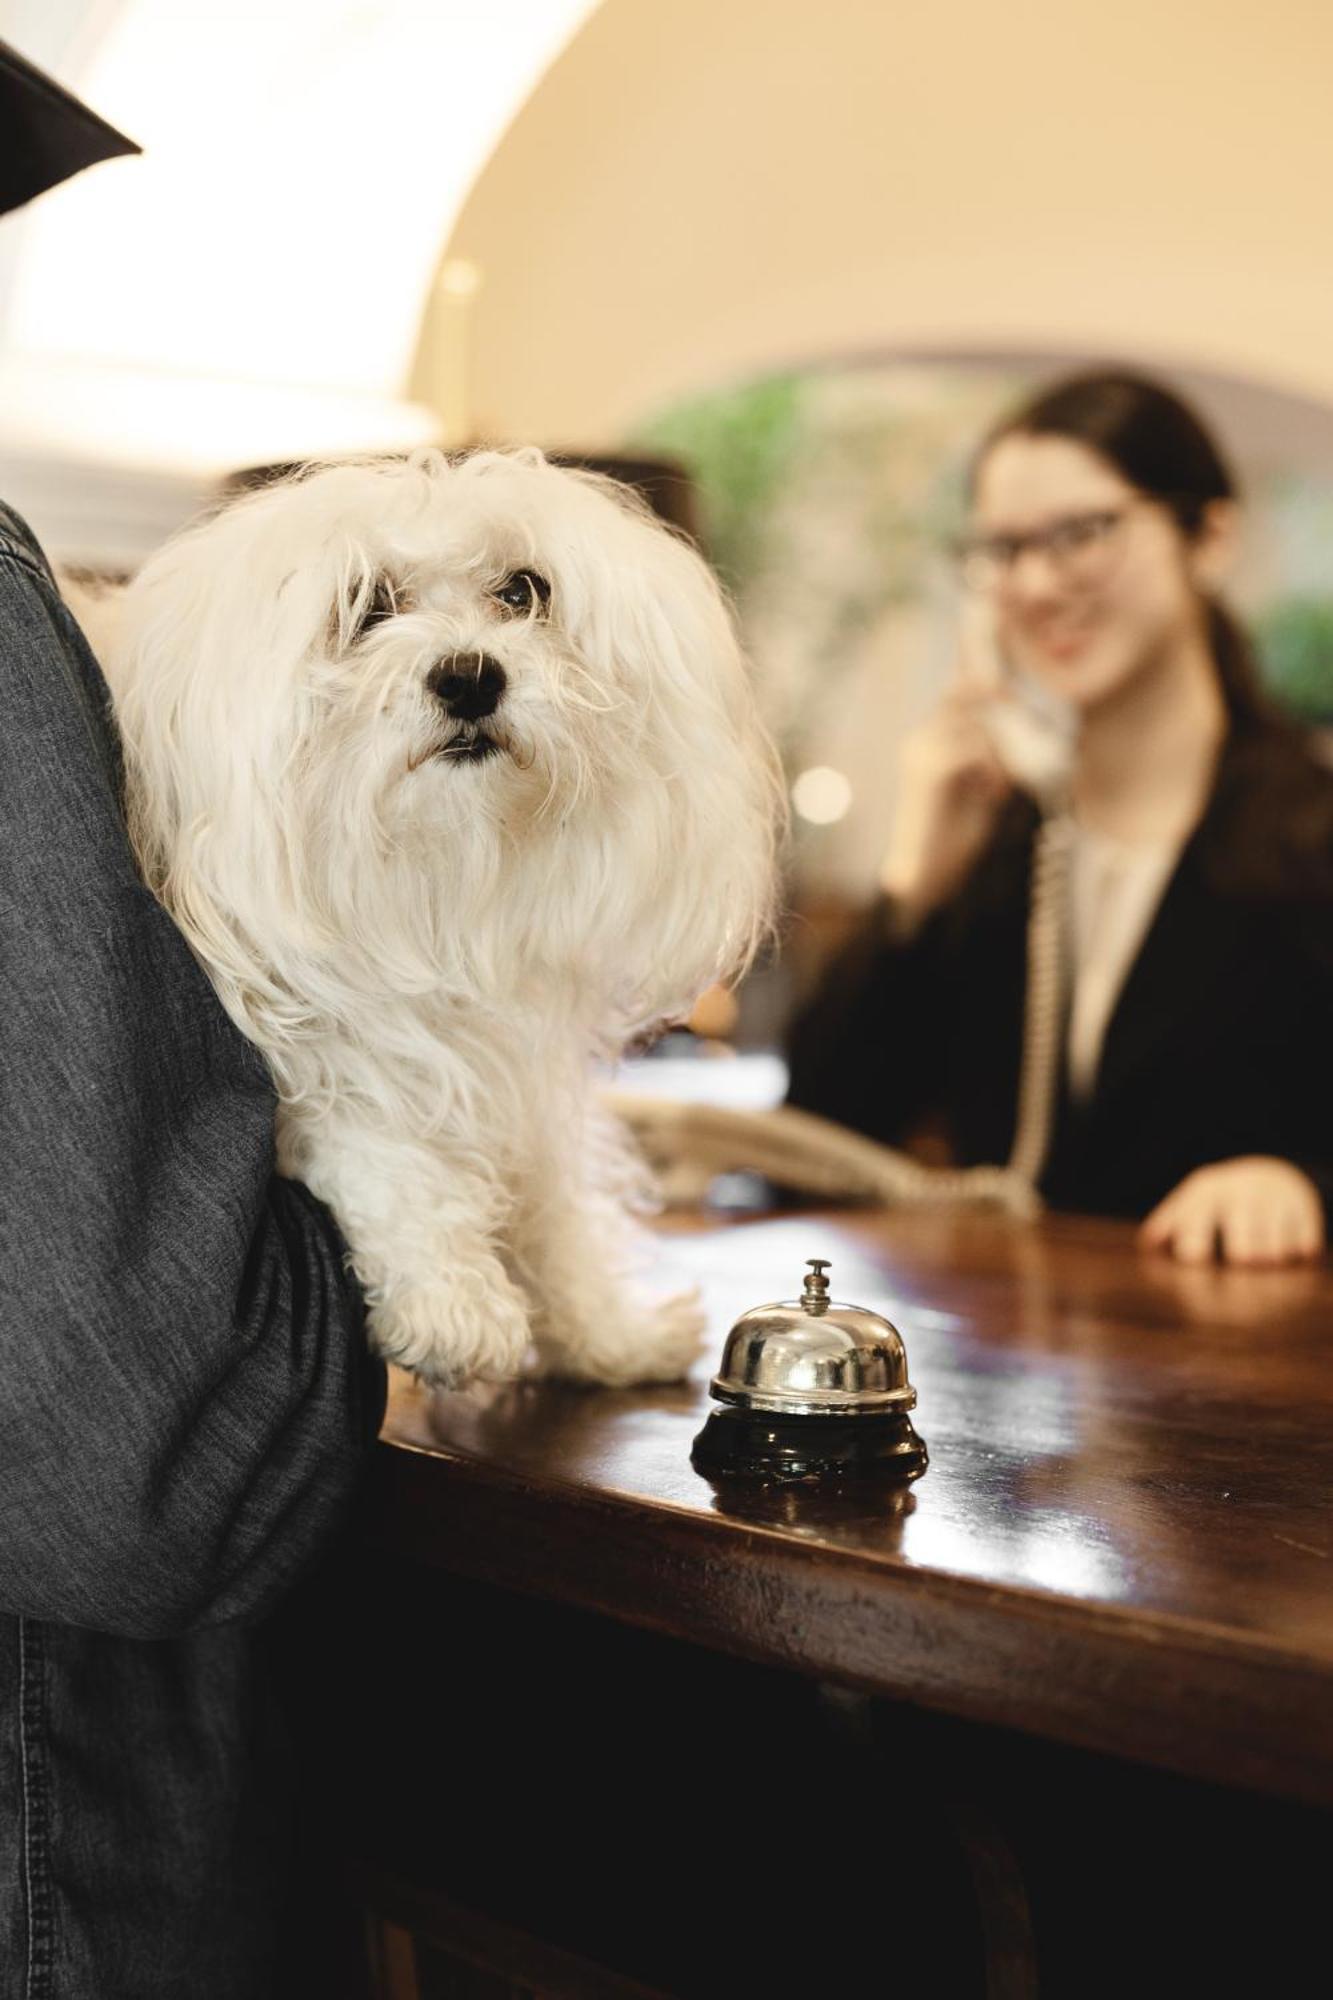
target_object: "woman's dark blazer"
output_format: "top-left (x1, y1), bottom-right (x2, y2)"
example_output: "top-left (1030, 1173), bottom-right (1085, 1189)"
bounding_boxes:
top-left (785, 721), bottom-right (1333, 1226)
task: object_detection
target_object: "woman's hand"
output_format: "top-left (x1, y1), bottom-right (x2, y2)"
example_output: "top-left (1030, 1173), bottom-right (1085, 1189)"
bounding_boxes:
top-left (880, 611), bottom-right (1019, 932)
top-left (1139, 1157), bottom-right (1326, 1266)
top-left (879, 691), bottom-right (1014, 927)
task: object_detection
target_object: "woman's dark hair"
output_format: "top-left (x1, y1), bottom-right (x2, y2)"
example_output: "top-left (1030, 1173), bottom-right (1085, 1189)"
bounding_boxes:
top-left (974, 369), bottom-right (1274, 730)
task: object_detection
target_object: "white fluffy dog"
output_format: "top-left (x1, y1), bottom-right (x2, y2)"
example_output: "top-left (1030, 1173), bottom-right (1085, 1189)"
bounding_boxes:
top-left (90, 449), bottom-right (781, 1388)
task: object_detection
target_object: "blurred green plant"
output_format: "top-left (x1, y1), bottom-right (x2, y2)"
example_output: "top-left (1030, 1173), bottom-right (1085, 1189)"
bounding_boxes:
top-left (635, 373), bottom-right (807, 595)
top-left (631, 364), bottom-right (1024, 761)
top-left (635, 369), bottom-right (968, 623)
top-left (1254, 596), bottom-right (1333, 722)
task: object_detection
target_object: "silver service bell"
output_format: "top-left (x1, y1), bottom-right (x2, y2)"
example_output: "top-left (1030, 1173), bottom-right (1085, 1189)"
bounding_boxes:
top-left (691, 1259), bottom-right (928, 1482)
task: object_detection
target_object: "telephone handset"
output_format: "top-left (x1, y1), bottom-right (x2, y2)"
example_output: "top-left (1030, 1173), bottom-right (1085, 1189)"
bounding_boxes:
top-left (958, 596), bottom-right (1077, 806)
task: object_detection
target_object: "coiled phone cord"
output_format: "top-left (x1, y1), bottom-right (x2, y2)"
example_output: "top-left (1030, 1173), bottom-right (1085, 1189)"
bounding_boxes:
top-left (1005, 803), bottom-right (1076, 1188)
top-left (846, 798), bottom-right (1076, 1215)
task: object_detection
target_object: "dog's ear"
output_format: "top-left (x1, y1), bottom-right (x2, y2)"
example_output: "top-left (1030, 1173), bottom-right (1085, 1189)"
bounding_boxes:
top-left (106, 503), bottom-right (349, 1059)
top-left (543, 506), bottom-right (784, 1024)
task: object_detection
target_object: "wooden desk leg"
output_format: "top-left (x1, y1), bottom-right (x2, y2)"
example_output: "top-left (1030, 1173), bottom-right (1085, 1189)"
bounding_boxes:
top-left (819, 1685), bottom-right (1038, 2000)
top-left (366, 1916), bottom-right (420, 2000)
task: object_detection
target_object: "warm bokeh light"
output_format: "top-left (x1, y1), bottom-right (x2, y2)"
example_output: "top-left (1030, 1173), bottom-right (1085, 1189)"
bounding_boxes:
top-left (436, 259), bottom-right (485, 302)
top-left (687, 984), bottom-right (740, 1039)
top-left (792, 765), bottom-right (853, 825)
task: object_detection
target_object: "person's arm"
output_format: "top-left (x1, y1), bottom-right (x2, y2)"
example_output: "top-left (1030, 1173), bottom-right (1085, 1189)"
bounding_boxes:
top-left (787, 629), bottom-right (1035, 1146)
top-left (785, 895), bottom-right (954, 1145)
top-left (1280, 843), bottom-right (1333, 1235)
top-left (1138, 887), bottom-right (1333, 1263)
top-left (0, 516), bottom-right (386, 1641)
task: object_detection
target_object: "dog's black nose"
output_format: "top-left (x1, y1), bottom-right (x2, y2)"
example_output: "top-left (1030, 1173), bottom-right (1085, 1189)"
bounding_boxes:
top-left (428, 653), bottom-right (508, 721)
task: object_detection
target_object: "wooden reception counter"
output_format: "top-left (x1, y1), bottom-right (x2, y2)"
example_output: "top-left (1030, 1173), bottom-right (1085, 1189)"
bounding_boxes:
top-left (314, 1210), bottom-right (1333, 1998)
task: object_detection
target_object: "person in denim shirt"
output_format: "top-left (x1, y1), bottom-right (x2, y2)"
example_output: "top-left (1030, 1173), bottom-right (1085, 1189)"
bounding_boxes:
top-left (0, 43), bottom-right (386, 1998)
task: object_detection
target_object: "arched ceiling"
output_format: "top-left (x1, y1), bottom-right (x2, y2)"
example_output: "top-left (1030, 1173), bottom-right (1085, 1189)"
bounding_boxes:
top-left (426, 0), bottom-right (1333, 448)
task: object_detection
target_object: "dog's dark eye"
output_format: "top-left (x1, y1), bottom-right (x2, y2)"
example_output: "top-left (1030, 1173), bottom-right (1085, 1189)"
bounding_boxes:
top-left (349, 574), bottom-right (398, 646)
top-left (492, 569), bottom-right (550, 618)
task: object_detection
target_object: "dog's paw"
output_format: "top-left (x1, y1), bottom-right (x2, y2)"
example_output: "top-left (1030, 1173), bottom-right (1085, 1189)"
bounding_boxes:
top-left (368, 1278), bottom-right (533, 1389)
top-left (533, 1288), bottom-right (707, 1387)
top-left (630, 1289), bottom-right (709, 1383)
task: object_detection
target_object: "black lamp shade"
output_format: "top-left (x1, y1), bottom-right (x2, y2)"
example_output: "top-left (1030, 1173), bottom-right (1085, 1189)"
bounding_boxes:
top-left (0, 38), bottom-right (140, 218)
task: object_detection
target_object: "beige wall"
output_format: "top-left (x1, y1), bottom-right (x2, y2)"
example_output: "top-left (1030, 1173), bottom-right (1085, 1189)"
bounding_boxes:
top-left (413, 0), bottom-right (1333, 446)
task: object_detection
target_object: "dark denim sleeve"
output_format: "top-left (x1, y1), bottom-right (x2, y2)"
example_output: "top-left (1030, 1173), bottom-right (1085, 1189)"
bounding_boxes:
top-left (0, 504), bottom-right (386, 1641)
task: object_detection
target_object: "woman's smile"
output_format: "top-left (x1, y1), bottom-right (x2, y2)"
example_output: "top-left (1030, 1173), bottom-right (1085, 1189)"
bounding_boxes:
top-left (1026, 613), bottom-right (1097, 660)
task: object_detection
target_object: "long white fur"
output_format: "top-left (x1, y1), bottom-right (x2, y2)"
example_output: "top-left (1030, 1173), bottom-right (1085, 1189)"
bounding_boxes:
top-left (90, 447), bottom-right (783, 1386)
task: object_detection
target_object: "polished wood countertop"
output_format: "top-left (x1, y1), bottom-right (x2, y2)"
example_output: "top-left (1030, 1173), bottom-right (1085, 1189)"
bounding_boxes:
top-left (369, 1208), bottom-right (1333, 1804)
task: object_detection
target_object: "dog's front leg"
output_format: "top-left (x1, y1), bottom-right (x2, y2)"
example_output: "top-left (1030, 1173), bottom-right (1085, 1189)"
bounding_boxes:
top-left (519, 1190), bottom-right (706, 1386)
top-left (293, 1129), bottom-right (534, 1388)
top-left (512, 1116), bottom-right (706, 1386)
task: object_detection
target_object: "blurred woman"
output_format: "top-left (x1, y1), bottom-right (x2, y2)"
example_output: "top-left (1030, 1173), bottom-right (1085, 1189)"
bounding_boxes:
top-left (786, 370), bottom-right (1333, 1264)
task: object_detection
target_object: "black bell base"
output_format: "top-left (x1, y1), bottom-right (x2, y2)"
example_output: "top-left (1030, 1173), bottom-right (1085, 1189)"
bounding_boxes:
top-left (691, 1406), bottom-right (928, 1484)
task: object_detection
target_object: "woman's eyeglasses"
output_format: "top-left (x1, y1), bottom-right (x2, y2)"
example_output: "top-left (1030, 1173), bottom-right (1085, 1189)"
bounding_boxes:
top-left (954, 505), bottom-right (1137, 595)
